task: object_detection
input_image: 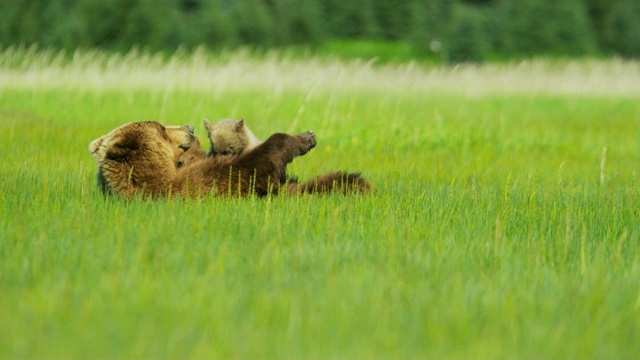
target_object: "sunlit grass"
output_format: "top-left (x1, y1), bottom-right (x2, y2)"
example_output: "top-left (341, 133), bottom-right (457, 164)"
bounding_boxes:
top-left (2, 45), bottom-right (640, 96)
top-left (1, 48), bottom-right (640, 359)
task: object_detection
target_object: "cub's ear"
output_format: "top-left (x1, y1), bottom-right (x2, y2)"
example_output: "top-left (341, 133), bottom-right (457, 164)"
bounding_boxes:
top-left (89, 135), bottom-right (107, 161)
top-left (203, 118), bottom-right (214, 134)
top-left (236, 118), bottom-right (245, 132)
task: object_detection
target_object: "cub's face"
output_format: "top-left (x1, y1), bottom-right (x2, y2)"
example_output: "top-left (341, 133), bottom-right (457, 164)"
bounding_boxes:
top-left (89, 121), bottom-right (198, 166)
top-left (203, 118), bottom-right (246, 156)
top-left (176, 136), bottom-right (207, 168)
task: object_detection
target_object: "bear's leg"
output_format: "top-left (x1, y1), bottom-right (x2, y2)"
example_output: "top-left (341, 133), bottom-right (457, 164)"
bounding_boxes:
top-left (227, 131), bottom-right (316, 196)
top-left (260, 131), bottom-right (316, 160)
top-left (287, 171), bottom-right (372, 195)
top-left (238, 131), bottom-right (316, 168)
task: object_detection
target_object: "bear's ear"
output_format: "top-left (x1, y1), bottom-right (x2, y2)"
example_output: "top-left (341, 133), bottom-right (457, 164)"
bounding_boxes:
top-left (236, 118), bottom-right (245, 132)
top-left (89, 135), bottom-right (109, 162)
top-left (104, 132), bottom-right (139, 160)
top-left (89, 135), bottom-right (106, 156)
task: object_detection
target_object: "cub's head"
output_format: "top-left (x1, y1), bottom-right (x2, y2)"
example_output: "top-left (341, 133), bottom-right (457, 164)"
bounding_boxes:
top-left (89, 121), bottom-right (198, 196)
top-left (203, 118), bottom-right (248, 156)
top-left (176, 135), bottom-right (207, 168)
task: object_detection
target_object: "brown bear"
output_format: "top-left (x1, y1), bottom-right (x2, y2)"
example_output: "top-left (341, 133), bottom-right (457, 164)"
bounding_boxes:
top-left (200, 117), bottom-right (335, 189)
top-left (195, 119), bottom-right (371, 195)
top-left (89, 122), bottom-right (203, 196)
top-left (89, 121), bottom-right (370, 198)
top-left (203, 118), bottom-right (261, 156)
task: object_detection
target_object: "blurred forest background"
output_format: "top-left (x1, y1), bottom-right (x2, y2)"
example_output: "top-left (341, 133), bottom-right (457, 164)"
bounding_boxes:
top-left (1, 0), bottom-right (640, 62)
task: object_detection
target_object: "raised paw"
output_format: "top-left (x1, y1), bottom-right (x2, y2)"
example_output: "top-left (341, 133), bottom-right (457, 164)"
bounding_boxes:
top-left (297, 130), bottom-right (317, 155)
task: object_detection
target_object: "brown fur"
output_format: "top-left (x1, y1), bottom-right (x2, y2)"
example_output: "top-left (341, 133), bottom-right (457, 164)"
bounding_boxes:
top-left (175, 131), bottom-right (318, 197)
top-left (89, 121), bottom-right (371, 198)
top-left (89, 122), bottom-right (198, 197)
top-left (286, 171), bottom-right (372, 195)
top-left (177, 136), bottom-right (207, 168)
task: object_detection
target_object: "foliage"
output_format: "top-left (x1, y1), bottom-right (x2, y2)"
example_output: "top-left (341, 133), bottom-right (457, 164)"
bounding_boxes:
top-left (271, 0), bottom-right (325, 45)
top-left (491, 0), bottom-right (597, 58)
top-left (409, 0), bottom-right (454, 58)
top-left (447, 4), bottom-right (488, 63)
top-left (1, 0), bottom-right (640, 61)
top-left (604, 0), bottom-right (640, 57)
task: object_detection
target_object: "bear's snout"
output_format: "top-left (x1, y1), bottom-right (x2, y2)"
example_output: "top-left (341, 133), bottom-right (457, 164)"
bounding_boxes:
top-left (187, 126), bottom-right (195, 135)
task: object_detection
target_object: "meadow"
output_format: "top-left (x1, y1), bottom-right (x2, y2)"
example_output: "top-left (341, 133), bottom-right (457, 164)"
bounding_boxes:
top-left (1, 47), bottom-right (640, 358)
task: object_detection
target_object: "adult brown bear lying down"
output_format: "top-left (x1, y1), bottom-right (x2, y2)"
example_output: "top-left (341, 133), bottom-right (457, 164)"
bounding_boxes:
top-left (89, 121), bottom-right (371, 199)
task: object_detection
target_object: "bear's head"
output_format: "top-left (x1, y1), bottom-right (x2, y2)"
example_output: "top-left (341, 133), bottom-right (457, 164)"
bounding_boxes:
top-left (89, 121), bottom-right (197, 163)
top-left (89, 121), bottom-right (199, 197)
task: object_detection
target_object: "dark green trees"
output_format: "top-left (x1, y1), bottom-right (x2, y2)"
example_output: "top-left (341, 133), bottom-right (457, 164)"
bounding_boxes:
top-left (1, 0), bottom-right (639, 61)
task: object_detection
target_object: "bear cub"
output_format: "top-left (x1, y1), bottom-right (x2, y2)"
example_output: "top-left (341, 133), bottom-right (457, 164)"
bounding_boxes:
top-left (203, 118), bottom-right (261, 156)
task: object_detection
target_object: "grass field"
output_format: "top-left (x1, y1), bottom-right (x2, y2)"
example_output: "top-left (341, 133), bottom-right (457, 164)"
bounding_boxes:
top-left (1, 47), bottom-right (640, 359)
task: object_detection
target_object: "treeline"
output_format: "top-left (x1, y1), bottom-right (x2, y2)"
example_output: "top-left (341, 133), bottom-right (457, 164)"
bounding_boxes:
top-left (1, 0), bottom-right (639, 62)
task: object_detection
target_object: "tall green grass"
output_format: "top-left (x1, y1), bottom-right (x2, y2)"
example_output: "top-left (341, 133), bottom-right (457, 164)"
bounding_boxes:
top-left (1, 48), bottom-right (639, 358)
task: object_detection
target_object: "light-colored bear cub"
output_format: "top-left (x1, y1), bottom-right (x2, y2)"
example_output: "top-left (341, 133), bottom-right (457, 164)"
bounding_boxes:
top-left (203, 118), bottom-right (261, 156)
